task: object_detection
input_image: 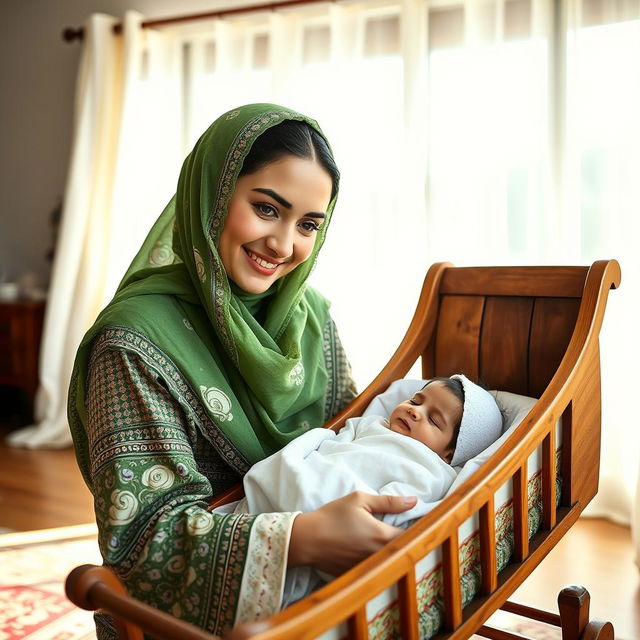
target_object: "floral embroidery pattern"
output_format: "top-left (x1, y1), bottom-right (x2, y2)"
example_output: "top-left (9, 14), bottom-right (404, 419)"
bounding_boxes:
top-left (234, 513), bottom-right (292, 624)
top-left (149, 241), bottom-right (174, 266)
top-left (323, 316), bottom-right (358, 420)
top-left (199, 386), bottom-right (234, 422)
top-left (141, 465), bottom-right (175, 490)
top-left (288, 361), bottom-right (304, 387)
top-left (108, 490), bottom-right (138, 525)
top-left (193, 247), bottom-right (206, 283)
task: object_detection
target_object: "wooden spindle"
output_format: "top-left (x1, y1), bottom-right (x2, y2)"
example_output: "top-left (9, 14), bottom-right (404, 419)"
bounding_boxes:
top-left (442, 532), bottom-right (463, 630)
top-left (542, 429), bottom-right (557, 530)
top-left (398, 568), bottom-right (420, 640)
top-left (479, 496), bottom-right (497, 594)
top-left (347, 606), bottom-right (369, 639)
top-left (512, 464), bottom-right (529, 562)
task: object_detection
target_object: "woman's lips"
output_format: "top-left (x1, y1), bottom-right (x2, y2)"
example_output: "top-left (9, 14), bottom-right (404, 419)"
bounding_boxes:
top-left (243, 248), bottom-right (280, 275)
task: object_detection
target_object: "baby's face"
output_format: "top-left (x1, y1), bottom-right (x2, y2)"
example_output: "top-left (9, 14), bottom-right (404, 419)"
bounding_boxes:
top-left (388, 381), bottom-right (463, 463)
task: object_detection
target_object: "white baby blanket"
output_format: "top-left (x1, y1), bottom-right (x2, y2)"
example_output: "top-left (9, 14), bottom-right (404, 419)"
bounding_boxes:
top-left (233, 414), bottom-right (458, 607)
top-left (237, 414), bottom-right (457, 527)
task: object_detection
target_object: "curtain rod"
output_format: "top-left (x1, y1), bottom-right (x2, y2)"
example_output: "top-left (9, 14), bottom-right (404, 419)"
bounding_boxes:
top-left (62, 0), bottom-right (332, 42)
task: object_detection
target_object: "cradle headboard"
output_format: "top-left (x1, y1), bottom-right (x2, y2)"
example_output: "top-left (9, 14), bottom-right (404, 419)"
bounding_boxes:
top-left (422, 266), bottom-right (586, 397)
top-left (325, 260), bottom-right (619, 434)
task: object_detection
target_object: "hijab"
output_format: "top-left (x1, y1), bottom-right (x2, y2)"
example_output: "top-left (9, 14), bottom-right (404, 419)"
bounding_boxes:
top-left (69, 104), bottom-right (341, 474)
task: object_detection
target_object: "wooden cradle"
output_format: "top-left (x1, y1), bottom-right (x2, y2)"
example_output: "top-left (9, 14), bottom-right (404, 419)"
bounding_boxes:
top-left (66, 260), bottom-right (621, 640)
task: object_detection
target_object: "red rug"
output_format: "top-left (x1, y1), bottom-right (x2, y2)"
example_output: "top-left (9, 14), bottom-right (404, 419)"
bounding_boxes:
top-left (0, 525), bottom-right (101, 640)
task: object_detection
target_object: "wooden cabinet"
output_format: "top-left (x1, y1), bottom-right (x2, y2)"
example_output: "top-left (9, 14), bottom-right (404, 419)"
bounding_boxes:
top-left (0, 300), bottom-right (46, 417)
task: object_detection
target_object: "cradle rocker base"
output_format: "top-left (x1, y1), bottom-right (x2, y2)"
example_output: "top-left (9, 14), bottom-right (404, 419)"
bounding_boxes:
top-left (65, 564), bottom-right (615, 640)
top-left (479, 586), bottom-right (615, 640)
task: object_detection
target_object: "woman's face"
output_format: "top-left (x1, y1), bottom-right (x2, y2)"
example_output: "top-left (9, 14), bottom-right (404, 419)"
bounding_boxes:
top-left (219, 155), bottom-right (333, 294)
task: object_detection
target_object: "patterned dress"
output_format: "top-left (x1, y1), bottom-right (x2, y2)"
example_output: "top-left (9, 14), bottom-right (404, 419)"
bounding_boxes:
top-left (84, 316), bottom-right (356, 639)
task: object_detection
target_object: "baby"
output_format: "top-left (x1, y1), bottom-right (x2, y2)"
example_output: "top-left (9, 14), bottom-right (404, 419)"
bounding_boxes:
top-left (232, 374), bottom-right (503, 606)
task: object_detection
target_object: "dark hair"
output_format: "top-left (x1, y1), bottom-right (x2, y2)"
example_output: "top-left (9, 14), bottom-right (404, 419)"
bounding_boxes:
top-left (239, 120), bottom-right (340, 200)
top-left (423, 377), bottom-right (465, 454)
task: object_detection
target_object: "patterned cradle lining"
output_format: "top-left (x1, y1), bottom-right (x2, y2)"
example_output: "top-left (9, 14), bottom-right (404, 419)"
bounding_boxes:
top-left (323, 448), bottom-right (562, 640)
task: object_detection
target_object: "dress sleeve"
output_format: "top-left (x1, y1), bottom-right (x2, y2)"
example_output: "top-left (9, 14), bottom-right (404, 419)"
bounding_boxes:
top-left (84, 339), bottom-right (296, 635)
top-left (322, 314), bottom-right (358, 420)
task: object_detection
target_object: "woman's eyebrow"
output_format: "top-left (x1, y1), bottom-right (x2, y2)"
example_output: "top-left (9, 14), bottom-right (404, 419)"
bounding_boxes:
top-left (252, 188), bottom-right (291, 209)
top-left (252, 188), bottom-right (327, 218)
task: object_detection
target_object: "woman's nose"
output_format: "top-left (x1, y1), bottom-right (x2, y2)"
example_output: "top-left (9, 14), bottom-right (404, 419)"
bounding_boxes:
top-left (265, 224), bottom-right (294, 258)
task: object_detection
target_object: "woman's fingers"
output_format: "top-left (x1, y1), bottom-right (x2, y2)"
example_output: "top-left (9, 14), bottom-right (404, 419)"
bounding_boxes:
top-left (359, 492), bottom-right (418, 515)
top-left (288, 492), bottom-right (418, 575)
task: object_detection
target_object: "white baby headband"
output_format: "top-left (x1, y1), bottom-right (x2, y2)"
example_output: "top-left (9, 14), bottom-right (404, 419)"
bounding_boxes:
top-left (449, 374), bottom-right (502, 467)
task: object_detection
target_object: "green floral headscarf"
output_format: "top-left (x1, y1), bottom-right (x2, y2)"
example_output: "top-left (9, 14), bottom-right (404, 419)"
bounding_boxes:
top-left (69, 104), bottom-right (340, 474)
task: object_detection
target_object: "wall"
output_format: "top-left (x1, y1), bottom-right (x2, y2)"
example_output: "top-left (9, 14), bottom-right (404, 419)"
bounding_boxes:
top-left (0, 0), bottom-right (245, 286)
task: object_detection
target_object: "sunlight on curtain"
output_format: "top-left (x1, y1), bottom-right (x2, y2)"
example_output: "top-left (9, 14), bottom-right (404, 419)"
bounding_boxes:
top-left (104, 24), bottom-right (183, 298)
top-left (426, 0), bottom-right (551, 264)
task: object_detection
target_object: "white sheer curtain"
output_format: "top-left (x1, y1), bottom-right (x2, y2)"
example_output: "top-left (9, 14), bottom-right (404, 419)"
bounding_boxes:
top-left (9, 2), bottom-right (640, 557)
top-left (560, 0), bottom-right (640, 545)
top-left (7, 12), bottom-right (182, 447)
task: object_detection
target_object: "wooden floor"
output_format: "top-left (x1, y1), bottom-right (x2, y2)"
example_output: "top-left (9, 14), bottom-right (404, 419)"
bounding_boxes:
top-left (0, 425), bottom-right (638, 639)
top-left (0, 424), bottom-right (95, 531)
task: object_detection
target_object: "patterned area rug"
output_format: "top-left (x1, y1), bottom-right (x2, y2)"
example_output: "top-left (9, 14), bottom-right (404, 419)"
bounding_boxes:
top-left (473, 610), bottom-right (562, 640)
top-left (0, 526), bottom-right (562, 640)
top-left (0, 525), bottom-right (101, 640)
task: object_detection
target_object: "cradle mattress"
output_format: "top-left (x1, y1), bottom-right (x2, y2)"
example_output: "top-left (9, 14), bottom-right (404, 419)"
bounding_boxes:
top-left (312, 381), bottom-right (562, 640)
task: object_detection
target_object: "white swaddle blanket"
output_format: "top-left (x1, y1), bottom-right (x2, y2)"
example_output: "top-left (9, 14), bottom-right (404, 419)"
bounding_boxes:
top-left (233, 414), bottom-right (457, 606)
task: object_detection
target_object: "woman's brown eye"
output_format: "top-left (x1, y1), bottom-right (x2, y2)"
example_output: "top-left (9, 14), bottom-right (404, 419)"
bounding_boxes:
top-left (299, 220), bottom-right (320, 233)
top-left (253, 203), bottom-right (277, 217)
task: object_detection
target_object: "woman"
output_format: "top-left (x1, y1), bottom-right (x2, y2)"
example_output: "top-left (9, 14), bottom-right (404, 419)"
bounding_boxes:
top-left (68, 103), bottom-right (416, 637)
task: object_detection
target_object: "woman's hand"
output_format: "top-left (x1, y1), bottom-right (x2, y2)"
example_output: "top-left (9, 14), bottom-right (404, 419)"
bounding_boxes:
top-left (287, 491), bottom-right (418, 576)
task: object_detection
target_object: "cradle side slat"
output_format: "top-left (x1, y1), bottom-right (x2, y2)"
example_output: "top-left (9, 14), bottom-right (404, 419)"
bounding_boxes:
top-left (480, 496), bottom-right (497, 595)
top-left (512, 464), bottom-right (529, 562)
top-left (398, 568), bottom-right (420, 640)
top-left (542, 430), bottom-right (557, 530)
top-left (347, 606), bottom-right (368, 639)
top-left (442, 531), bottom-right (463, 630)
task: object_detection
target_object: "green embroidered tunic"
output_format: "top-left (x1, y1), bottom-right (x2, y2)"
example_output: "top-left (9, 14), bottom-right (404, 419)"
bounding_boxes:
top-left (82, 317), bottom-right (354, 637)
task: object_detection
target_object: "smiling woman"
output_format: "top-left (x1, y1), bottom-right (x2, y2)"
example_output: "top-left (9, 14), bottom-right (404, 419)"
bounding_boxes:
top-left (65, 103), bottom-right (419, 639)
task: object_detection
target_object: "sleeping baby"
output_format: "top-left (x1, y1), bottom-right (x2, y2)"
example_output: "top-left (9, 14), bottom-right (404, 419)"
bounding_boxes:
top-left (231, 374), bottom-right (503, 606)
